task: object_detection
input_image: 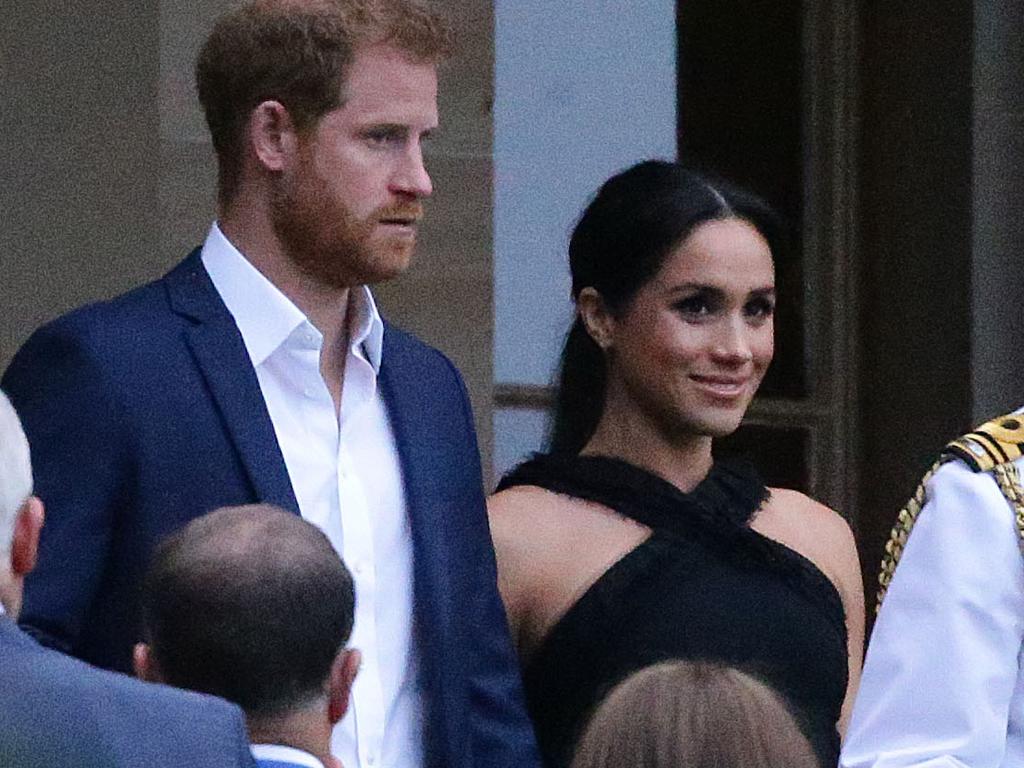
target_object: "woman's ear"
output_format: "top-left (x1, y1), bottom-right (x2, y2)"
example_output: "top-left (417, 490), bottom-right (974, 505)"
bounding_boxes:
top-left (577, 287), bottom-right (616, 351)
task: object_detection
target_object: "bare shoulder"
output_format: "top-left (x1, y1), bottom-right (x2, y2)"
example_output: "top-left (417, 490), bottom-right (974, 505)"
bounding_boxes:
top-left (761, 488), bottom-right (855, 546)
top-left (754, 488), bottom-right (858, 592)
top-left (488, 484), bottom-right (565, 527)
top-left (488, 485), bottom-right (576, 553)
top-left (757, 489), bottom-right (866, 735)
top-left (487, 487), bottom-right (559, 644)
top-left (488, 484), bottom-right (643, 556)
top-left (488, 483), bottom-right (651, 657)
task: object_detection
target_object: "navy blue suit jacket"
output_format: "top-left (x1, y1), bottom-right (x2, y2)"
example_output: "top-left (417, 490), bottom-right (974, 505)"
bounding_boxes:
top-left (0, 616), bottom-right (255, 767)
top-left (2, 250), bottom-right (539, 768)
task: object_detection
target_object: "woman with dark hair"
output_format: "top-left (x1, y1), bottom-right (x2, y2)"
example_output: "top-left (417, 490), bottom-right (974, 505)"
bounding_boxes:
top-left (571, 660), bottom-right (819, 768)
top-left (489, 160), bottom-right (864, 768)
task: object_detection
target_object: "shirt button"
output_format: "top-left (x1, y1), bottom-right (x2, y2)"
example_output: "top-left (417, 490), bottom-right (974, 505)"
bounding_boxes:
top-left (366, 755), bottom-right (375, 766)
top-left (354, 562), bottom-right (364, 575)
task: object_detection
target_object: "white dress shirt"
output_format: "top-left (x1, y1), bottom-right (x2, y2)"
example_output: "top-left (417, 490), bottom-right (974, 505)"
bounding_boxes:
top-left (251, 744), bottom-right (325, 768)
top-left (203, 224), bottom-right (424, 768)
top-left (841, 455), bottom-right (1024, 768)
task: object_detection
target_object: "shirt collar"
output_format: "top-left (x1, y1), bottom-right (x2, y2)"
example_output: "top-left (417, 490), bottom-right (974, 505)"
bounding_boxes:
top-left (201, 223), bottom-right (384, 373)
top-left (350, 282), bottom-right (384, 373)
top-left (250, 744), bottom-right (324, 768)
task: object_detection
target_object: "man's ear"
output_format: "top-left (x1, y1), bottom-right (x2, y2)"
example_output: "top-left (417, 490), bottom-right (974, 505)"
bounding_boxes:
top-left (10, 497), bottom-right (44, 578)
top-left (327, 648), bottom-right (361, 725)
top-left (577, 287), bottom-right (616, 351)
top-left (249, 100), bottom-right (300, 173)
top-left (133, 642), bottom-right (163, 683)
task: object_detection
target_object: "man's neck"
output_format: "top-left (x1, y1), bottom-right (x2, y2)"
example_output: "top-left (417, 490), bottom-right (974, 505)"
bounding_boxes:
top-left (249, 711), bottom-right (338, 768)
top-left (218, 206), bottom-right (350, 345)
top-left (0, 569), bottom-right (21, 619)
top-left (218, 205), bottom-right (352, 413)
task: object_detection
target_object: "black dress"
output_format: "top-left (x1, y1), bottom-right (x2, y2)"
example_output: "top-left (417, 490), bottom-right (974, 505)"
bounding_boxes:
top-left (496, 454), bottom-right (847, 768)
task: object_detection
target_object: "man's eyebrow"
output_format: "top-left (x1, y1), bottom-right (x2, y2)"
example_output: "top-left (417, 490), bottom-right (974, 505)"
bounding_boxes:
top-left (359, 123), bottom-right (408, 134)
top-left (356, 123), bottom-right (437, 139)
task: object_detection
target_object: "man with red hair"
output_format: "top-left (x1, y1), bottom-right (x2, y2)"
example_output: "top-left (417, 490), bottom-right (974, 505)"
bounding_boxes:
top-left (3, 3), bottom-right (538, 768)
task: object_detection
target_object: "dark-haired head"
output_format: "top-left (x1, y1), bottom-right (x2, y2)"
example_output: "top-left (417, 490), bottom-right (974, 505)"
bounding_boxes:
top-left (137, 504), bottom-right (356, 721)
top-left (549, 160), bottom-right (783, 455)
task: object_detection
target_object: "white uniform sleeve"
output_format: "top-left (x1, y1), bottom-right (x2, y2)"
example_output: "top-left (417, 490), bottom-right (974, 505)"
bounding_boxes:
top-left (841, 460), bottom-right (1024, 768)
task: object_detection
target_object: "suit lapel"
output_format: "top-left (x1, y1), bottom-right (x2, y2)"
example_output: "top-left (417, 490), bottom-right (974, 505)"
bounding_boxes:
top-left (379, 327), bottom-right (466, 766)
top-left (378, 328), bottom-right (438, 546)
top-left (164, 250), bottom-right (300, 515)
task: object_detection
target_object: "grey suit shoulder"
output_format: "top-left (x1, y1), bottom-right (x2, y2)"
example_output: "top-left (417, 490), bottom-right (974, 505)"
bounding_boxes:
top-left (0, 617), bottom-right (255, 768)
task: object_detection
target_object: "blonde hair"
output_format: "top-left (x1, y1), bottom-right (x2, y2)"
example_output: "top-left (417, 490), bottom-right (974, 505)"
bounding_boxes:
top-left (571, 661), bottom-right (818, 768)
top-left (0, 390), bottom-right (33, 556)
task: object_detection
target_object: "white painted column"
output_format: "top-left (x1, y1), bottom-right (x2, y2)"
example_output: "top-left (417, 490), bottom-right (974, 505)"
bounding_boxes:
top-left (492, 0), bottom-right (678, 476)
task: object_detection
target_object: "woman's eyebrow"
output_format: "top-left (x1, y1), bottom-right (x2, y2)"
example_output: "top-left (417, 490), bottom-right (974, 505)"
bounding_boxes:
top-left (666, 283), bottom-right (722, 295)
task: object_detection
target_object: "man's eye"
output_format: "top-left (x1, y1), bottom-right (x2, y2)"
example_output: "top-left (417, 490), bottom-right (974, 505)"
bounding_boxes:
top-left (364, 130), bottom-right (403, 147)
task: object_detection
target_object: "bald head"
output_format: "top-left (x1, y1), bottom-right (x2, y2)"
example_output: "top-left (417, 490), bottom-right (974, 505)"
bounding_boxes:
top-left (0, 391), bottom-right (33, 558)
top-left (140, 504), bottom-right (355, 716)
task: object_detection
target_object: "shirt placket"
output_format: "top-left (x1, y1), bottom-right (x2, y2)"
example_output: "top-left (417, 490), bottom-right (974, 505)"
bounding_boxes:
top-left (291, 337), bottom-right (341, 545)
top-left (339, 349), bottom-right (385, 768)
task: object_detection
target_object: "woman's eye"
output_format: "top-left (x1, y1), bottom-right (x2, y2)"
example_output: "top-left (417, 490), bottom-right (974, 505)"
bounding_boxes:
top-left (674, 296), bottom-right (713, 318)
top-left (744, 297), bottom-right (776, 320)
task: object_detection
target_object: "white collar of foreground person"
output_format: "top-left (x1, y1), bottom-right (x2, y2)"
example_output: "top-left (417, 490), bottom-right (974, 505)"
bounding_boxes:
top-left (251, 743), bottom-right (330, 768)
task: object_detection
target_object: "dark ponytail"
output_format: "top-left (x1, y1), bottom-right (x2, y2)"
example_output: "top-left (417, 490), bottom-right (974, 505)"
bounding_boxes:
top-left (546, 160), bottom-right (781, 455)
top-left (549, 318), bottom-right (607, 454)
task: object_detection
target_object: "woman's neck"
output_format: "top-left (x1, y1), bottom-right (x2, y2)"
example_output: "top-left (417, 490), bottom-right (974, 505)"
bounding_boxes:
top-left (581, 408), bottom-right (714, 493)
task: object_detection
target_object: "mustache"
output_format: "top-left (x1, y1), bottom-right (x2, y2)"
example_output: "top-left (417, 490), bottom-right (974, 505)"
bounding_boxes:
top-left (376, 202), bottom-right (424, 222)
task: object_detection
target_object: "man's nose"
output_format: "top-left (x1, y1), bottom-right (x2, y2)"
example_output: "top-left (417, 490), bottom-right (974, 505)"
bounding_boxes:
top-left (391, 146), bottom-right (433, 198)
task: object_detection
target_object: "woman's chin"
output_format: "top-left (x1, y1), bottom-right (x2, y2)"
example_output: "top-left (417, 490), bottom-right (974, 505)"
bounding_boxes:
top-left (667, 412), bottom-right (746, 443)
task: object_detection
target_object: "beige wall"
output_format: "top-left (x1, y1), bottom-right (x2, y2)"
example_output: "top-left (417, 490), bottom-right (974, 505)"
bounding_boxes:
top-left (1, 0), bottom-right (495, 467)
top-left (1, 0), bottom-right (162, 365)
top-left (376, 0), bottom-right (495, 469)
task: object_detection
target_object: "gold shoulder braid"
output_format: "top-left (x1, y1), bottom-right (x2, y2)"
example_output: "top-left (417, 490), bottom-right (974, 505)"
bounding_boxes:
top-left (876, 413), bottom-right (1024, 613)
top-left (945, 415), bottom-right (1024, 471)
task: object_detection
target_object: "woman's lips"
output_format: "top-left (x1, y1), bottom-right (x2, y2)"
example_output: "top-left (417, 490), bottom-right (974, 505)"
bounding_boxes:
top-left (690, 374), bottom-right (749, 398)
